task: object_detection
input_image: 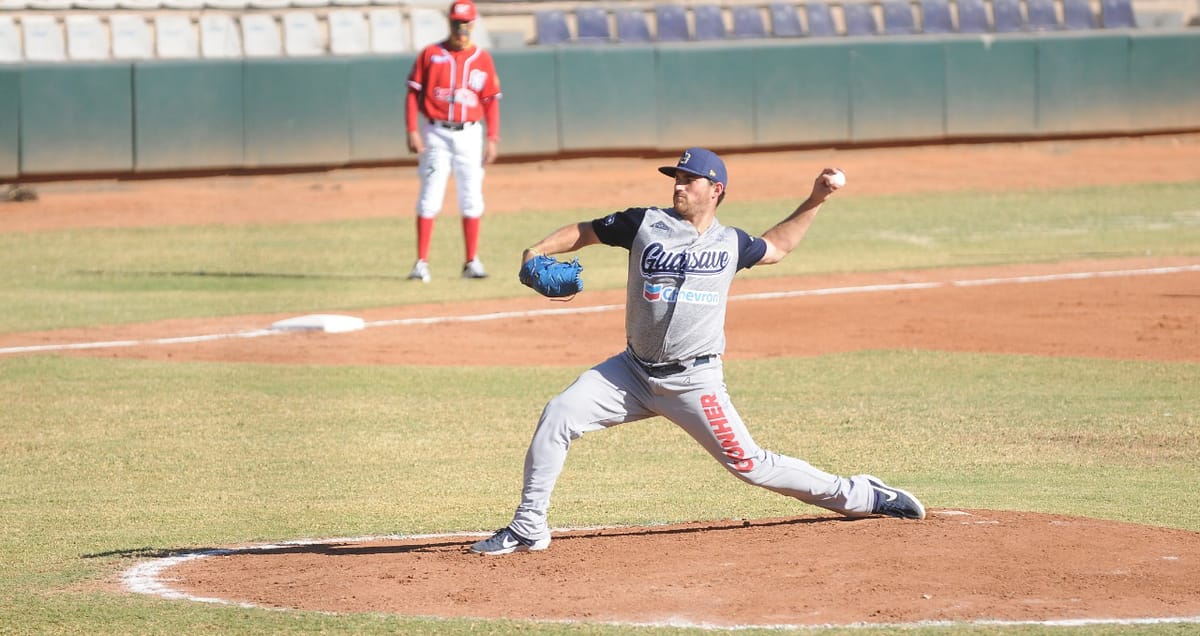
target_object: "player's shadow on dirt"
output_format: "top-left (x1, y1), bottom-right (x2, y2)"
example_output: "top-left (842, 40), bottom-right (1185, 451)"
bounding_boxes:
top-left (85, 517), bottom-right (856, 561)
top-left (229, 516), bottom-right (857, 557)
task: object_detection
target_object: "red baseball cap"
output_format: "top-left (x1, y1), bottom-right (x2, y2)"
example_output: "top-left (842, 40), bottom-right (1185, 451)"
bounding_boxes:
top-left (448, 0), bottom-right (477, 21)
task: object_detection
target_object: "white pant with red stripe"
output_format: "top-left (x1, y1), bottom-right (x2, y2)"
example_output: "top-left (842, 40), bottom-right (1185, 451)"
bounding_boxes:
top-left (506, 351), bottom-right (880, 542)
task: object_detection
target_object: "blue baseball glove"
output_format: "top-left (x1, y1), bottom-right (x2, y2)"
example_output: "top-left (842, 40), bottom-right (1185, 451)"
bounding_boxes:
top-left (519, 254), bottom-right (584, 298)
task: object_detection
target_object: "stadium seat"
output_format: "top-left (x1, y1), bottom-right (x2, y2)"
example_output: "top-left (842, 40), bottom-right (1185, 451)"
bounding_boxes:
top-left (368, 8), bottom-right (407, 53)
top-left (409, 7), bottom-right (446, 49)
top-left (919, 0), bottom-right (954, 32)
top-left (843, 2), bottom-right (879, 34)
top-left (769, 2), bottom-right (804, 36)
top-left (1099, 0), bottom-right (1136, 27)
top-left (805, 1), bottom-right (838, 36)
top-left (0, 16), bottom-right (20, 63)
top-left (282, 12), bottom-right (323, 56)
top-left (154, 14), bottom-right (199, 58)
top-left (110, 14), bottom-right (152, 59)
top-left (576, 6), bottom-right (611, 42)
top-left (732, 5), bottom-right (768, 38)
top-left (534, 9), bottom-right (571, 44)
top-left (240, 14), bottom-right (281, 57)
top-left (28, 0), bottom-right (70, 8)
top-left (992, 0), bottom-right (1027, 31)
top-left (615, 8), bottom-right (652, 42)
top-left (21, 15), bottom-right (65, 61)
top-left (328, 10), bottom-right (369, 55)
top-left (1026, 0), bottom-right (1060, 29)
top-left (654, 4), bottom-right (690, 41)
top-left (881, 0), bottom-right (918, 33)
top-left (199, 13), bottom-right (241, 57)
top-left (955, 0), bottom-right (991, 31)
top-left (65, 14), bottom-right (109, 60)
top-left (1062, 0), bottom-right (1096, 28)
top-left (73, 0), bottom-right (117, 9)
top-left (693, 4), bottom-right (727, 39)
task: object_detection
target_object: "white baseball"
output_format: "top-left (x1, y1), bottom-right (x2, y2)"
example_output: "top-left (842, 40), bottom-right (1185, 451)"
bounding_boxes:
top-left (827, 170), bottom-right (846, 188)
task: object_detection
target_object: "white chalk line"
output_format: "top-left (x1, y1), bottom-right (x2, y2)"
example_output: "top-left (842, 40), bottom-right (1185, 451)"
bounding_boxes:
top-left (120, 520), bottom-right (1200, 630)
top-left (5, 264), bottom-right (1199, 357)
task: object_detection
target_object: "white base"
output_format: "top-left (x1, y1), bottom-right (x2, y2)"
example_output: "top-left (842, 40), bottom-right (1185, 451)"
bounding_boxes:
top-left (271, 314), bottom-right (365, 334)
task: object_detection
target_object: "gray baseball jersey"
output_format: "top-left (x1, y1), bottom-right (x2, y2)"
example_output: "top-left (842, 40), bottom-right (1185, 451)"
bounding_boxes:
top-left (506, 206), bottom-right (879, 542)
top-left (596, 206), bottom-right (763, 364)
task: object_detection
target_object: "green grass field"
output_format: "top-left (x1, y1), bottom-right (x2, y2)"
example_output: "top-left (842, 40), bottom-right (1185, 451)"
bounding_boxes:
top-left (1, 179), bottom-right (1199, 634)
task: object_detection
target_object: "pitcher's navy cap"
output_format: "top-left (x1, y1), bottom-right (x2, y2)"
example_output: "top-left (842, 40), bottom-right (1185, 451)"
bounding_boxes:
top-left (658, 148), bottom-right (728, 189)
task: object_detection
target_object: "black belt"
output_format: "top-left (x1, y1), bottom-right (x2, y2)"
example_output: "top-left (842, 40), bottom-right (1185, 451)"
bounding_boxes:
top-left (634, 354), bottom-right (714, 378)
top-left (429, 119), bottom-right (473, 131)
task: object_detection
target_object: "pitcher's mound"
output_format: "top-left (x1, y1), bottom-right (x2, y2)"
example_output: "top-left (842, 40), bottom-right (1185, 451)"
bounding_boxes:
top-left (159, 509), bottom-right (1200, 628)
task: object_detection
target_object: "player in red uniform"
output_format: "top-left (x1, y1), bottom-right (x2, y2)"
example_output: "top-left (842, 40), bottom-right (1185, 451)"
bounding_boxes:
top-left (405, 0), bottom-right (502, 282)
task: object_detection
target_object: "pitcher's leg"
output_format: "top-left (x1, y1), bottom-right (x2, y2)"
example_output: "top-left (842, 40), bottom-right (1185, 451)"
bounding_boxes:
top-left (663, 374), bottom-right (876, 516)
top-left (509, 354), bottom-right (652, 541)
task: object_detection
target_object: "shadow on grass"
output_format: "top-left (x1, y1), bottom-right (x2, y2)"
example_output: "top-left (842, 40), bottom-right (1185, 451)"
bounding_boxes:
top-left (83, 546), bottom-right (225, 560)
top-left (73, 270), bottom-right (405, 281)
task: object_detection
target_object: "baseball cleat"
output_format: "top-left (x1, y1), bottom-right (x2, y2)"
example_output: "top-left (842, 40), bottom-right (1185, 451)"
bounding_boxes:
top-left (469, 527), bottom-right (550, 555)
top-left (462, 258), bottom-right (488, 279)
top-left (407, 259), bottom-right (431, 283)
top-left (865, 475), bottom-right (926, 520)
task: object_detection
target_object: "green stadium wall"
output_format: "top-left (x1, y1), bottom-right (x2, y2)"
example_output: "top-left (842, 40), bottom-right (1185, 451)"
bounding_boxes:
top-left (134, 60), bottom-right (245, 171)
top-left (0, 67), bottom-right (17, 179)
top-left (347, 55), bottom-right (413, 163)
top-left (944, 38), bottom-right (1039, 136)
top-left (1, 30), bottom-right (1198, 180)
top-left (1130, 32), bottom-right (1200, 130)
top-left (19, 62), bottom-right (134, 176)
top-left (557, 45), bottom-right (656, 151)
top-left (491, 48), bottom-right (560, 155)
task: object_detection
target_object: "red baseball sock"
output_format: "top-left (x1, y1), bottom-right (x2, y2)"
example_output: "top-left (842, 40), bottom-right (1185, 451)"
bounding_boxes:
top-left (416, 217), bottom-right (434, 261)
top-left (462, 217), bottom-right (481, 262)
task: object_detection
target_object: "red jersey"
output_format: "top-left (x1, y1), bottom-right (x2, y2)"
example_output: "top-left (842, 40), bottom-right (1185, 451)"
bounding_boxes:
top-left (406, 42), bottom-right (502, 140)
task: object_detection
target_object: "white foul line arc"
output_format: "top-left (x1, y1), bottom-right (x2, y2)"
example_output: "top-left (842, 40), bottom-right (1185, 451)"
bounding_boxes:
top-left (119, 526), bottom-right (1200, 630)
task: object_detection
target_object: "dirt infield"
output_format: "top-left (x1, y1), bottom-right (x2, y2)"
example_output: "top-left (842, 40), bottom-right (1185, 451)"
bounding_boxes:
top-left (6, 134), bottom-right (1200, 626)
top-left (5, 256), bottom-right (1198, 366)
top-left (165, 510), bottom-right (1200, 628)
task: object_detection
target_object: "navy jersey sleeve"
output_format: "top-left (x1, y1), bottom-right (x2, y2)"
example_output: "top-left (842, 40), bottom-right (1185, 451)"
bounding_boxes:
top-left (591, 207), bottom-right (647, 250)
top-left (735, 228), bottom-right (768, 270)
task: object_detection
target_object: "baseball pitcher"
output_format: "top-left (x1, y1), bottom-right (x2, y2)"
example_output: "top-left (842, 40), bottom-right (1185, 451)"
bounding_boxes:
top-left (472, 148), bottom-right (925, 555)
